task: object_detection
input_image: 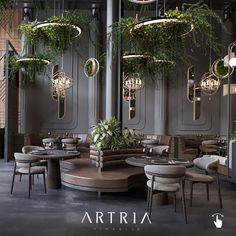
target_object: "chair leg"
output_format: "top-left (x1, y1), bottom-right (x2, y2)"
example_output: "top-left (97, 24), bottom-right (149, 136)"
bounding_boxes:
top-left (181, 180), bottom-right (187, 224)
top-left (173, 193), bottom-right (176, 212)
top-left (205, 171), bottom-right (209, 200)
top-left (148, 188), bottom-right (153, 219)
top-left (148, 178), bottom-right (154, 219)
top-left (206, 184), bottom-right (209, 200)
top-left (19, 174), bottom-right (22, 182)
top-left (28, 164), bottom-right (31, 199)
top-left (10, 163), bottom-right (17, 194)
top-left (146, 187), bottom-right (150, 212)
top-left (190, 181), bottom-right (194, 207)
top-left (43, 173), bottom-right (47, 193)
top-left (28, 174), bottom-right (31, 199)
top-left (216, 174), bottom-right (223, 209)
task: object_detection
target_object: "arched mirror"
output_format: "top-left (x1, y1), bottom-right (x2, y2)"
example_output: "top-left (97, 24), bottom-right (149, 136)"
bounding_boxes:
top-left (187, 66), bottom-right (195, 102)
top-left (84, 58), bottom-right (99, 78)
top-left (123, 87), bottom-right (136, 120)
top-left (51, 65), bottom-right (66, 119)
top-left (187, 66), bottom-right (201, 120)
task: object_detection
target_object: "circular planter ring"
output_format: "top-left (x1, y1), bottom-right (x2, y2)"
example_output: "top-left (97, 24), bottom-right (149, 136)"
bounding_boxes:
top-left (128, 0), bottom-right (156, 4)
top-left (211, 59), bottom-right (234, 79)
top-left (16, 57), bottom-right (50, 65)
top-left (33, 22), bottom-right (82, 38)
top-left (131, 17), bottom-right (194, 37)
top-left (122, 54), bottom-right (175, 65)
top-left (84, 58), bottom-right (100, 78)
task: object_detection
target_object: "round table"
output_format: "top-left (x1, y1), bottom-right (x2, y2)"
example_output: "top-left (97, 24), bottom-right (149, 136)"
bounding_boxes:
top-left (126, 156), bottom-right (193, 168)
top-left (30, 150), bottom-right (80, 189)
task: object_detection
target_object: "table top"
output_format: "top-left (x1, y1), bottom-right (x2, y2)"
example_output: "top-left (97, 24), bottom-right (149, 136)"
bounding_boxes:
top-left (126, 156), bottom-right (193, 168)
top-left (29, 150), bottom-right (80, 160)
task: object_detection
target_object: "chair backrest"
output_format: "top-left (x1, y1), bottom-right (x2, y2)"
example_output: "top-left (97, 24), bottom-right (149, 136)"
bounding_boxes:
top-left (193, 156), bottom-right (219, 173)
top-left (152, 145), bottom-right (169, 155)
top-left (202, 139), bottom-right (218, 145)
top-left (42, 138), bottom-right (60, 149)
top-left (14, 152), bottom-right (40, 167)
top-left (144, 165), bottom-right (186, 184)
top-left (159, 135), bottom-right (172, 146)
top-left (22, 145), bottom-right (45, 154)
top-left (61, 138), bottom-right (78, 150)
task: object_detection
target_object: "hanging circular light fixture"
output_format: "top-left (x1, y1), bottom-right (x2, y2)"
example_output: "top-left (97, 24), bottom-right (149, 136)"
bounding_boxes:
top-left (16, 57), bottom-right (50, 65)
top-left (123, 73), bottom-right (144, 91)
top-left (51, 71), bottom-right (73, 96)
top-left (128, 0), bottom-right (156, 4)
top-left (199, 72), bottom-right (220, 96)
top-left (32, 22), bottom-right (82, 38)
top-left (122, 54), bottom-right (175, 65)
top-left (131, 17), bottom-right (194, 37)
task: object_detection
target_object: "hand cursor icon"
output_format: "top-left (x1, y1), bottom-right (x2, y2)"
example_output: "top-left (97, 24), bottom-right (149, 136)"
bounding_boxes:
top-left (213, 215), bottom-right (222, 228)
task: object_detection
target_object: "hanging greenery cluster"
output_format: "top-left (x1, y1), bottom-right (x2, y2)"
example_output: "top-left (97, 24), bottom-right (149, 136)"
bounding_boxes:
top-left (8, 53), bottom-right (53, 82)
top-left (20, 11), bottom-right (91, 53)
top-left (111, 1), bottom-right (222, 80)
top-left (10, 10), bottom-right (91, 82)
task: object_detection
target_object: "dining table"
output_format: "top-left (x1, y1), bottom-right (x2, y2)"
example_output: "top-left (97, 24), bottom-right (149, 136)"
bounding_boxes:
top-left (30, 150), bottom-right (80, 189)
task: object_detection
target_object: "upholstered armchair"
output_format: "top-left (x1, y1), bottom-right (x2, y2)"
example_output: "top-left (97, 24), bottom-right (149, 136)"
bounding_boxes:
top-left (185, 155), bottom-right (222, 209)
top-left (144, 165), bottom-right (187, 223)
top-left (10, 153), bottom-right (47, 198)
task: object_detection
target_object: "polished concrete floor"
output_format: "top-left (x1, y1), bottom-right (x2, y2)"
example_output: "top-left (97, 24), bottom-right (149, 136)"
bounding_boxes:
top-left (0, 160), bottom-right (236, 236)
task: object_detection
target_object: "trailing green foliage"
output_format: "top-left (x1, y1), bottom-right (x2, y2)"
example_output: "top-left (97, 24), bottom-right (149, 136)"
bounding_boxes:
top-left (20, 11), bottom-right (91, 54)
top-left (111, 1), bottom-right (222, 80)
top-left (90, 117), bottom-right (140, 150)
top-left (8, 53), bottom-right (52, 82)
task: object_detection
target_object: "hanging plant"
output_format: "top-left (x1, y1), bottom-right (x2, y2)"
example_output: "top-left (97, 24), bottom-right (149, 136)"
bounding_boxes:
top-left (8, 53), bottom-right (52, 82)
top-left (20, 10), bottom-right (91, 54)
top-left (122, 53), bottom-right (174, 79)
top-left (111, 1), bottom-right (222, 80)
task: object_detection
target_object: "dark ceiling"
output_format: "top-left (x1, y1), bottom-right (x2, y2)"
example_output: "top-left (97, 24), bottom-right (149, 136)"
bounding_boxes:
top-left (15, 0), bottom-right (234, 11)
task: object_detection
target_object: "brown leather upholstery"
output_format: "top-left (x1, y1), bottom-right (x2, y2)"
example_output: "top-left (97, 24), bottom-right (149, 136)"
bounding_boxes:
top-left (178, 137), bottom-right (198, 161)
top-left (90, 145), bottom-right (143, 170)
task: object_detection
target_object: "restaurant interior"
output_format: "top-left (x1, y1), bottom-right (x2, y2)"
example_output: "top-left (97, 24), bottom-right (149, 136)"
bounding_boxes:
top-left (0, 0), bottom-right (236, 235)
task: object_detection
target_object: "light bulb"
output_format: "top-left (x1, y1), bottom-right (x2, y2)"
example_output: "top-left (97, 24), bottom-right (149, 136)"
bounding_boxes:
top-left (229, 57), bottom-right (236, 68)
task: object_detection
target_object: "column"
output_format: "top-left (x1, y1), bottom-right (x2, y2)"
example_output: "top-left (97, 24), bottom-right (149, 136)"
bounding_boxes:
top-left (154, 79), bottom-right (167, 134)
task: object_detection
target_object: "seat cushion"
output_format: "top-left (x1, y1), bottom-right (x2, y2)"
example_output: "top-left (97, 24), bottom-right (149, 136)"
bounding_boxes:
top-left (147, 180), bottom-right (180, 192)
top-left (193, 156), bottom-right (219, 172)
top-left (18, 166), bottom-right (46, 174)
top-left (185, 170), bottom-right (214, 183)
